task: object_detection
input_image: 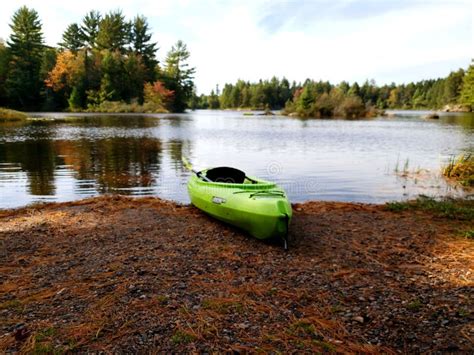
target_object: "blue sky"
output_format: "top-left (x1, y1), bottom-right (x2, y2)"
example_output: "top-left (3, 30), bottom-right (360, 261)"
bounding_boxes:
top-left (0, 0), bottom-right (472, 93)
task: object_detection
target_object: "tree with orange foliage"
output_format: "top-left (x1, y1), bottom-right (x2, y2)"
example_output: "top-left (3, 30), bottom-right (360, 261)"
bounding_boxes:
top-left (45, 50), bottom-right (85, 92)
top-left (143, 80), bottom-right (174, 111)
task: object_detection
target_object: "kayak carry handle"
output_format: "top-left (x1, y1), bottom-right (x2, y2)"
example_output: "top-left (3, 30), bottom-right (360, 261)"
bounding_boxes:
top-left (249, 190), bottom-right (286, 198)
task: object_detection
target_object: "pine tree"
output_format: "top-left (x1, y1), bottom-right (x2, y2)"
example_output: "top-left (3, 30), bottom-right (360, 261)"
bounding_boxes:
top-left (68, 86), bottom-right (82, 110)
top-left (59, 23), bottom-right (84, 52)
top-left (348, 82), bottom-right (361, 97)
top-left (459, 61), bottom-right (474, 110)
top-left (131, 15), bottom-right (157, 81)
top-left (5, 6), bottom-right (45, 109)
top-left (123, 52), bottom-right (145, 103)
top-left (99, 50), bottom-right (122, 101)
top-left (162, 40), bottom-right (195, 112)
top-left (81, 11), bottom-right (101, 48)
top-left (96, 11), bottom-right (131, 52)
top-left (208, 90), bottom-right (220, 109)
top-left (297, 86), bottom-right (314, 112)
top-left (0, 39), bottom-right (10, 106)
top-left (80, 11), bottom-right (101, 100)
top-left (443, 69), bottom-right (464, 104)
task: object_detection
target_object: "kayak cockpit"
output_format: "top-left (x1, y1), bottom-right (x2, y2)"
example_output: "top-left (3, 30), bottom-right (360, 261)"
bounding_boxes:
top-left (200, 166), bottom-right (258, 184)
top-left (205, 167), bottom-right (247, 183)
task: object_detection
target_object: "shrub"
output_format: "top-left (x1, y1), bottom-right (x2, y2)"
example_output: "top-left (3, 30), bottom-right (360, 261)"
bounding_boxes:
top-left (0, 107), bottom-right (28, 121)
top-left (337, 95), bottom-right (366, 118)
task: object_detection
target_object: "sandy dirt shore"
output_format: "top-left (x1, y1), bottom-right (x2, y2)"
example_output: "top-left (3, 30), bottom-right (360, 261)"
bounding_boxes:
top-left (0, 196), bottom-right (472, 353)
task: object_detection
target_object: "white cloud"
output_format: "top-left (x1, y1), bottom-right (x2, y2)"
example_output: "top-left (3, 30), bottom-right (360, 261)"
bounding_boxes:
top-left (1, 0), bottom-right (471, 94)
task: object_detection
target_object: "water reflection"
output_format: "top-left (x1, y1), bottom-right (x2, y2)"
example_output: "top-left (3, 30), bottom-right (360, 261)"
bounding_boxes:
top-left (0, 110), bottom-right (473, 208)
top-left (0, 137), bottom-right (169, 197)
top-left (58, 137), bottom-right (163, 192)
top-left (0, 140), bottom-right (57, 195)
top-left (440, 113), bottom-right (474, 130)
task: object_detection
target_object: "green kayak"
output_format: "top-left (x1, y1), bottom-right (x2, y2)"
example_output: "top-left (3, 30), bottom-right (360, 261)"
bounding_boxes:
top-left (187, 166), bottom-right (292, 247)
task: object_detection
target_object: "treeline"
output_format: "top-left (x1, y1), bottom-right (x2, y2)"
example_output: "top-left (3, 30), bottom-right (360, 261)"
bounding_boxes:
top-left (194, 65), bottom-right (474, 118)
top-left (0, 6), bottom-right (195, 112)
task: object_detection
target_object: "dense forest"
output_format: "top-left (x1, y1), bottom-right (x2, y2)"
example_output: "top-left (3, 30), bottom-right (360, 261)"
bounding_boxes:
top-left (193, 65), bottom-right (474, 118)
top-left (0, 6), bottom-right (473, 117)
top-left (0, 6), bottom-right (195, 112)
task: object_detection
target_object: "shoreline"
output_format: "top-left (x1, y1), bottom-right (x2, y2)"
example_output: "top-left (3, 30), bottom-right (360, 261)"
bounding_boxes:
top-left (1, 195), bottom-right (472, 352)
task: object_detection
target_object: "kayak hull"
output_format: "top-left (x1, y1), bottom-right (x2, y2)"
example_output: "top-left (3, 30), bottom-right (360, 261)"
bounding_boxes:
top-left (187, 171), bottom-right (292, 240)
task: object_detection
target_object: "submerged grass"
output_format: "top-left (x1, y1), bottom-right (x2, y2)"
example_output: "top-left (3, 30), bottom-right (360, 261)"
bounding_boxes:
top-left (443, 154), bottom-right (474, 187)
top-left (385, 196), bottom-right (474, 220)
top-left (0, 108), bottom-right (28, 121)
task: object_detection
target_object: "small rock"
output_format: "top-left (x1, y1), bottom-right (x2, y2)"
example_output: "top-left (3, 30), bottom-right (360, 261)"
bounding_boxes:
top-left (353, 316), bottom-right (364, 323)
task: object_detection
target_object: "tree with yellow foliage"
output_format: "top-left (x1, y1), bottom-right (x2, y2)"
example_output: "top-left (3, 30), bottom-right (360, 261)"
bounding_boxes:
top-left (45, 50), bottom-right (85, 92)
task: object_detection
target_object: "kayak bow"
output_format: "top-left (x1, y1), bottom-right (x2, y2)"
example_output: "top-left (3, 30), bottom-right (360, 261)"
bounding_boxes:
top-left (185, 165), bottom-right (292, 248)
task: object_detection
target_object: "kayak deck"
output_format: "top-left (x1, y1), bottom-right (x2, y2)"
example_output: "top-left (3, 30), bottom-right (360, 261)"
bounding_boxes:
top-left (187, 167), bottom-right (292, 242)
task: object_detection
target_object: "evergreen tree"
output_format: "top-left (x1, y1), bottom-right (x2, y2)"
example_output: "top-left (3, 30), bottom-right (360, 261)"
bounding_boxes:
top-left (348, 82), bottom-right (361, 97)
top-left (162, 40), bottom-right (195, 112)
top-left (39, 47), bottom-right (59, 110)
top-left (96, 10), bottom-right (130, 52)
top-left (443, 69), bottom-right (464, 105)
top-left (131, 15), bottom-right (157, 81)
top-left (220, 83), bottom-right (233, 108)
top-left (241, 85), bottom-right (251, 108)
top-left (460, 61), bottom-right (474, 110)
top-left (123, 52), bottom-right (146, 103)
top-left (250, 81), bottom-right (265, 109)
top-left (208, 90), bottom-right (220, 109)
top-left (99, 50), bottom-right (123, 101)
top-left (68, 86), bottom-right (82, 110)
top-left (5, 6), bottom-right (45, 109)
top-left (278, 77), bottom-right (291, 107)
top-left (338, 81), bottom-right (350, 94)
top-left (80, 11), bottom-right (101, 100)
top-left (296, 85), bottom-right (315, 115)
top-left (59, 23), bottom-right (84, 52)
top-left (0, 39), bottom-right (10, 106)
top-left (81, 11), bottom-right (101, 48)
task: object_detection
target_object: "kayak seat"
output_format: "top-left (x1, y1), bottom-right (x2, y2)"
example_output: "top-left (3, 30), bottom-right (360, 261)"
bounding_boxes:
top-left (205, 167), bottom-right (246, 184)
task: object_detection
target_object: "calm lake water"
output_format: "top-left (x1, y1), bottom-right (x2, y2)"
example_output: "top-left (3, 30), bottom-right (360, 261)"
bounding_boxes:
top-left (0, 110), bottom-right (473, 209)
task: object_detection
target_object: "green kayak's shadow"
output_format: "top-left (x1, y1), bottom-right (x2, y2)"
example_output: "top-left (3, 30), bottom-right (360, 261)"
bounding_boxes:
top-left (197, 211), bottom-right (292, 251)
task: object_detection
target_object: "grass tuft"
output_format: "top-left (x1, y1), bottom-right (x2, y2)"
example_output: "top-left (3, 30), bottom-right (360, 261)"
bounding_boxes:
top-left (443, 154), bottom-right (474, 187)
top-left (462, 230), bottom-right (474, 239)
top-left (170, 330), bottom-right (196, 345)
top-left (406, 299), bottom-right (422, 311)
top-left (385, 196), bottom-right (474, 220)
